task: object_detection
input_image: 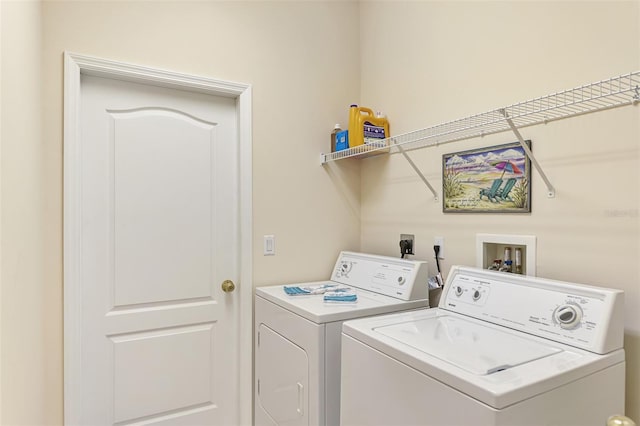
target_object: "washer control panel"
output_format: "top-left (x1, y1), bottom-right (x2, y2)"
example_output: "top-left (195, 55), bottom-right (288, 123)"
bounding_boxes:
top-left (331, 251), bottom-right (429, 301)
top-left (442, 266), bottom-right (624, 354)
top-left (451, 280), bottom-right (490, 306)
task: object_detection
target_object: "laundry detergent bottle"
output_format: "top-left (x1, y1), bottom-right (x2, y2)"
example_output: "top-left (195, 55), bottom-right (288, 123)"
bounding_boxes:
top-left (347, 104), bottom-right (361, 147)
top-left (348, 104), bottom-right (390, 148)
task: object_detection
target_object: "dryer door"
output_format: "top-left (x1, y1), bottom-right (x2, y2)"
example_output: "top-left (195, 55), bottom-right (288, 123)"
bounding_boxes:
top-left (257, 324), bottom-right (308, 426)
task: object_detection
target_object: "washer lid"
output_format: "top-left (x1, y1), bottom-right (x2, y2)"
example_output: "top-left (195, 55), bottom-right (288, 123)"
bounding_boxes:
top-left (343, 308), bottom-right (625, 409)
top-left (374, 314), bottom-right (561, 375)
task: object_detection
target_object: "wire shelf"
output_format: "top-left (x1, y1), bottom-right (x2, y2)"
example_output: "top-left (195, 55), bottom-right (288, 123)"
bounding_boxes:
top-left (321, 71), bottom-right (640, 164)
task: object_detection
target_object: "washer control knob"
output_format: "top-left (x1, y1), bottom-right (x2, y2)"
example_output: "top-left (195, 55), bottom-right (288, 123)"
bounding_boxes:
top-left (472, 290), bottom-right (481, 301)
top-left (553, 304), bottom-right (582, 329)
top-left (455, 286), bottom-right (463, 297)
top-left (397, 275), bottom-right (406, 285)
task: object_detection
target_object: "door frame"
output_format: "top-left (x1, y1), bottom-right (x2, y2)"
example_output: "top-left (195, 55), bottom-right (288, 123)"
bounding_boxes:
top-left (63, 52), bottom-right (253, 425)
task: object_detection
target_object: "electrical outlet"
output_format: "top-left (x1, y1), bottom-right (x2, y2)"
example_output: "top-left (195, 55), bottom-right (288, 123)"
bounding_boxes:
top-left (434, 236), bottom-right (444, 259)
top-left (400, 234), bottom-right (415, 256)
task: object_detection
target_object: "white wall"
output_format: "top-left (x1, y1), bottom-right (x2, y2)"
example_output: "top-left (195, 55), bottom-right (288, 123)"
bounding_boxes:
top-left (3, 1), bottom-right (362, 424)
top-left (359, 1), bottom-right (639, 420)
top-left (0, 1), bottom-right (47, 424)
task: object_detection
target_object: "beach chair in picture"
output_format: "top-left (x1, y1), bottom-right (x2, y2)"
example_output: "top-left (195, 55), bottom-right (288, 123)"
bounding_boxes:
top-left (479, 178), bottom-right (503, 202)
top-left (495, 177), bottom-right (517, 202)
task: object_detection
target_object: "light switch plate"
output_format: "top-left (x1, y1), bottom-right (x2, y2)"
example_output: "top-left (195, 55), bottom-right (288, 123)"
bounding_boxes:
top-left (264, 235), bottom-right (275, 256)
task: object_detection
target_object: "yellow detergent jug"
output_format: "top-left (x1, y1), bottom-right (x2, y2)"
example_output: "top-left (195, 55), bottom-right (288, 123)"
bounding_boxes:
top-left (348, 105), bottom-right (390, 148)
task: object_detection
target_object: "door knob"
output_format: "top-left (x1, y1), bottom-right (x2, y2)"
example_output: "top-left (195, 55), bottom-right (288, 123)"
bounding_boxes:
top-left (221, 280), bottom-right (236, 293)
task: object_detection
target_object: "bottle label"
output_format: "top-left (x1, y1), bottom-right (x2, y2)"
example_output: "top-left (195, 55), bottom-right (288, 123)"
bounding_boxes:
top-left (363, 123), bottom-right (386, 139)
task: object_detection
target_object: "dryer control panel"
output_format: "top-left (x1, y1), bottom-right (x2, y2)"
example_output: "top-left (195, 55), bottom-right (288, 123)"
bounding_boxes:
top-left (441, 266), bottom-right (624, 354)
top-left (331, 252), bottom-right (429, 301)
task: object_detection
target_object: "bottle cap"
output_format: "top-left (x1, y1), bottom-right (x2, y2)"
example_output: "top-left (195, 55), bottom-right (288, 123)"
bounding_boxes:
top-left (334, 124), bottom-right (341, 130)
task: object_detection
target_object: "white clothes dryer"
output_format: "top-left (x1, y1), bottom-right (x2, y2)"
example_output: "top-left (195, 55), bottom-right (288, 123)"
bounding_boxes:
top-left (254, 251), bottom-right (430, 426)
top-left (341, 266), bottom-right (626, 426)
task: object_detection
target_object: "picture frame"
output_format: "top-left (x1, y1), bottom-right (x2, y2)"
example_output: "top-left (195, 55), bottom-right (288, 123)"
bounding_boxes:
top-left (442, 141), bottom-right (532, 213)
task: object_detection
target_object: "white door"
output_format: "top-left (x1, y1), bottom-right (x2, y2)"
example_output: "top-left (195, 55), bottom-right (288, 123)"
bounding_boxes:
top-left (64, 55), bottom-right (252, 426)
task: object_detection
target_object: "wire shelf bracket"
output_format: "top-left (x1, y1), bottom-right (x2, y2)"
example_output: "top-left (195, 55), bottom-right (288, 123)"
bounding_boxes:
top-left (500, 109), bottom-right (555, 198)
top-left (321, 71), bottom-right (640, 199)
top-left (393, 139), bottom-right (439, 201)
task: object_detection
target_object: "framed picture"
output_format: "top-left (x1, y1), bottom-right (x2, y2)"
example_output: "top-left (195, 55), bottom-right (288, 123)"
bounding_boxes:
top-left (442, 141), bottom-right (532, 213)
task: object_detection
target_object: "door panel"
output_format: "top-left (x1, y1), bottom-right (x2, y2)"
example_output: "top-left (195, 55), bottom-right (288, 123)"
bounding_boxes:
top-left (112, 324), bottom-right (215, 423)
top-left (111, 109), bottom-right (215, 306)
top-left (78, 74), bottom-right (238, 425)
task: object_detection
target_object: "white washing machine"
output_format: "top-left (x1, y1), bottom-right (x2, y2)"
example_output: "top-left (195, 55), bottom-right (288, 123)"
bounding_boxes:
top-left (341, 266), bottom-right (626, 426)
top-left (254, 251), bottom-right (430, 426)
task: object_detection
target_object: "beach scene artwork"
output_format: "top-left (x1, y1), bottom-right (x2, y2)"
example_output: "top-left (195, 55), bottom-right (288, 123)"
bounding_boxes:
top-left (442, 141), bottom-right (531, 213)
